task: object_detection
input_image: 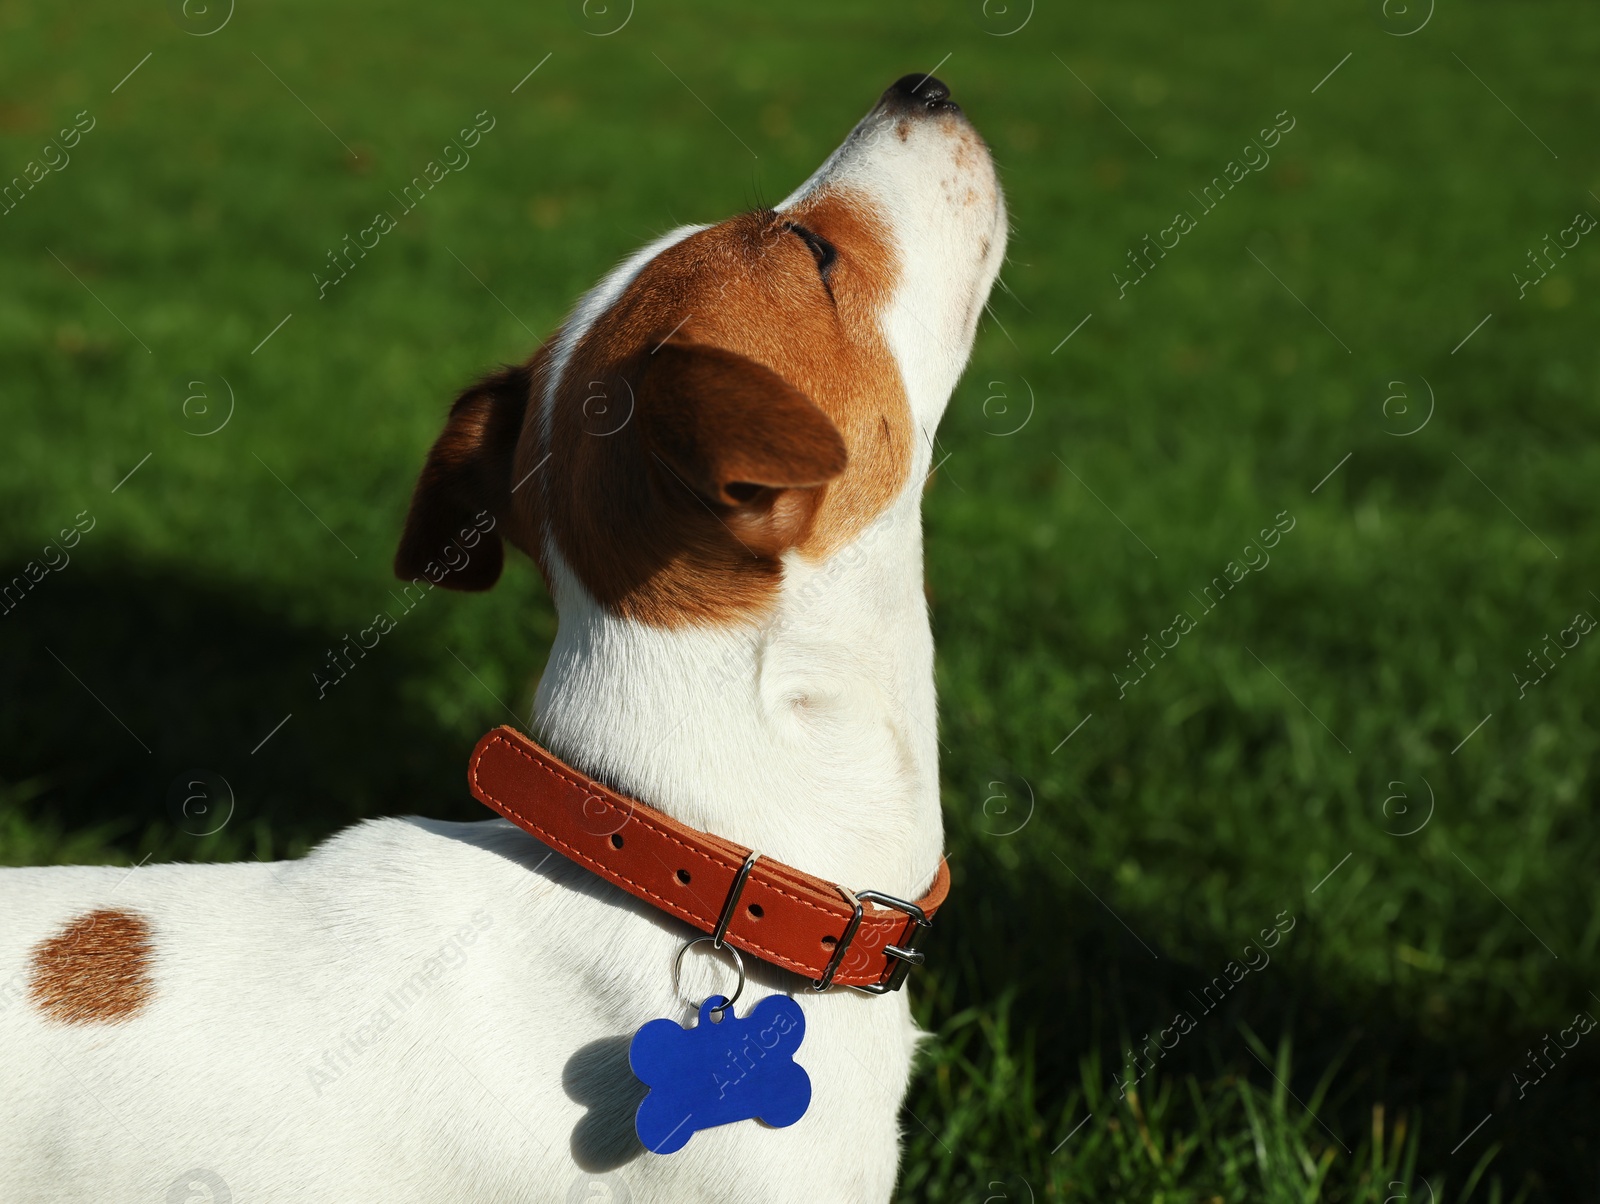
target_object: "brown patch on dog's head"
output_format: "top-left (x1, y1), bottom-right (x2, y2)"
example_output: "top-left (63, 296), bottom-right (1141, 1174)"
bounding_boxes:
top-left (397, 186), bottom-right (909, 625)
top-left (29, 909), bottom-right (154, 1024)
top-left (531, 188), bottom-right (906, 624)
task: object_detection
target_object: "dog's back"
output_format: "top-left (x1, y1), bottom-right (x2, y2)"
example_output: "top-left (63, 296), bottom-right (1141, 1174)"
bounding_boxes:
top-left (3, 817), bottom-right (913, 1202)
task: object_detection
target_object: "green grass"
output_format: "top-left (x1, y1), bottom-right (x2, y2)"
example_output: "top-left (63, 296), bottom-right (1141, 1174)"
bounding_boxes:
top-left (2, 0), bottom-right (1596, 1198)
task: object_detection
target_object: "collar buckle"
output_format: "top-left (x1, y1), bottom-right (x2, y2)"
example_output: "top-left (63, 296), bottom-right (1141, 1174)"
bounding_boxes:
top-left (811, 887), bottom-right (932, 994)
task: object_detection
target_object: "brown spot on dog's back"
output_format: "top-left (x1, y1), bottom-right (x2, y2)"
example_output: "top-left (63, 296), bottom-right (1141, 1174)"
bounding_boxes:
top-left (29, 909), bottom-right (154, 1024)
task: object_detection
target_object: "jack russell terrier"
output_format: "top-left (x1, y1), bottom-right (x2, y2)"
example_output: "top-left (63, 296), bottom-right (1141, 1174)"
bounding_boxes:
top-left (0, 73), bottom-right (1006, 1202)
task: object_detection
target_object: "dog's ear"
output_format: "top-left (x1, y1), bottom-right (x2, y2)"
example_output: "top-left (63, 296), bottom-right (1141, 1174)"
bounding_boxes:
top-left (636, 342), bottom-right (847, 556)
top-left (395, 364), bottom-right (531, 590)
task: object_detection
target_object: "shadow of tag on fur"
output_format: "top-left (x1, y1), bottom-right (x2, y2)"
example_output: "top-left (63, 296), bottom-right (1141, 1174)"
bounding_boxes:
top-left (629, 993), bottom-right (811, 1154)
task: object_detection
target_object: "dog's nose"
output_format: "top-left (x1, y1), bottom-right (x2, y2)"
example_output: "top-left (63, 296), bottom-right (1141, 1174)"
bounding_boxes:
top-left (880, 73), bottom-right (961, 115)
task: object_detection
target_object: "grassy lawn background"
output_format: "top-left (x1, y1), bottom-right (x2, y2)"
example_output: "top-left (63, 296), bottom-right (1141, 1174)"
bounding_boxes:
top-left (2, 0), bottom-right (1596, 1199)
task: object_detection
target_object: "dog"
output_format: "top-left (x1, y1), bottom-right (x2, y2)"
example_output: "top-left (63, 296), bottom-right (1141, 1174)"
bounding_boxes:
top-left (0, 73), bottom-right (1005, 1202)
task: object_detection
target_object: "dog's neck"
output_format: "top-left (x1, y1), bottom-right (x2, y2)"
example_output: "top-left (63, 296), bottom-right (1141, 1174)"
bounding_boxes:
top-left (531, 485), bottom-right (943, 900)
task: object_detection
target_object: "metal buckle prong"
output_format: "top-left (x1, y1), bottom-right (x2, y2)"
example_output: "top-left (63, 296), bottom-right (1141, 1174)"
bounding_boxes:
top-left (811, 886), bottom-right (932, 994)
top-left (852, 890), bottom-right (931, 994)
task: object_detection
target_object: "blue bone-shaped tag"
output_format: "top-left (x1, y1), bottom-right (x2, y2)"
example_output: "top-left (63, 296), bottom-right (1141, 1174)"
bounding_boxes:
top-left (629, 993), bottom-right (811, 1154)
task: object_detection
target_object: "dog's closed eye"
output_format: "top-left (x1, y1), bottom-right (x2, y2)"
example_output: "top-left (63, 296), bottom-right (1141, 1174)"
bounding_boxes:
top-left (783, 221), bottom-right (836, 283)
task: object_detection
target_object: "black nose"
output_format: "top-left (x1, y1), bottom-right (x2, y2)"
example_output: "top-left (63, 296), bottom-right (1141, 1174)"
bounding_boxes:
top-left (881, 73), bottom-right (960, 114)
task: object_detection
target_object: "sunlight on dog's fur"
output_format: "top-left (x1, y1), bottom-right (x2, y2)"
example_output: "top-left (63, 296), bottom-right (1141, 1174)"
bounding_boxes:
top-left (0, 74), bottom-right (1005, 1203)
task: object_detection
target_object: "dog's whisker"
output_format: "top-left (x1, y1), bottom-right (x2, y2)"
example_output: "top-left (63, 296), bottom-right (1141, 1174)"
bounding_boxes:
top-left (982, 305), bottom-right (1021, 351)
top-left (992, 273), bottom-right (1031, 313)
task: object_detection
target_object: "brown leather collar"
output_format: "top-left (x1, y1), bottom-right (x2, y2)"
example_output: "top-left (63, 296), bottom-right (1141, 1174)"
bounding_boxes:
top-left (468, 726), bottom-right (950, 993)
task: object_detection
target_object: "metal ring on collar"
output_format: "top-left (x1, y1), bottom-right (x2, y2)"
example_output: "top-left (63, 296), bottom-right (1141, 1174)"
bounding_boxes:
top-left (712, 849), bottom-right (760, 949)
top-left (673, 936), bottom-right (746, 1018)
